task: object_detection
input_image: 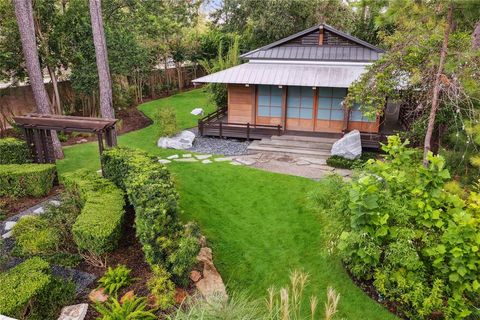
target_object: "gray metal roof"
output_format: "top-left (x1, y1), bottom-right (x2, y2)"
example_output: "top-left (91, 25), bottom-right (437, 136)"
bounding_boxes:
top-left (243, 45), bottom-right (380, 62)
top-left (192, 62), bottom-right (368, 88)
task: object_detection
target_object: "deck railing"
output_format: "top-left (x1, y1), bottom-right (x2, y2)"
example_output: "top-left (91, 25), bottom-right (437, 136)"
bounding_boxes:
top-left (198, 108), bottom-right (282, 139)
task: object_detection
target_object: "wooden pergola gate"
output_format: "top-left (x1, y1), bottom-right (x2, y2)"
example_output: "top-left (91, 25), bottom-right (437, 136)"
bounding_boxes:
top-left (13, 114), bottom-right (118, 168)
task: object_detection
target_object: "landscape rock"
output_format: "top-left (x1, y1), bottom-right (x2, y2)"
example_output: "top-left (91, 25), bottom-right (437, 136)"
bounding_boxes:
top-left (167, 154), bottom-right (179, 159)
top-left (195, 247), bottom-right (228, 302)
top-left (190, 270), bottom-right (202, 282)
top-left (88, 288), bottom-right (109, 303)
top-left (183, 154), bottom-right (192, 158)
top-left (214, 157), bottom-right (231, 162)
top-left (199, 235), bottom-right (207, 247)
top-left (158, 159), bottom-right (171, 164)
top-left (235, 158), bottom-right (256, 166)
top-left (191, 108), bottom-right (204, 116)
top-left (2, 231), bottom-right (12, 239)
top-left (49, 200), bottom-right (61, 206)
top-left (120, 290), bottom-right (135, 304)
top-left (33, 207), bottom-right (45, 214)
top-left (201, 159), bottom-right (212, 164)
top-left (230, 161), bottom-right (241, 165)
top-left (195, 154), bottom-right (212, 160)
top-left (1, 315), bottom-right (18, 320)
top-left (4, 221), bottom-right (16, 231)
top-left (157, 130), bottom-right (196, 150)
top-left (331, 130), bottom-right (362, 160)
top-left (175, 288), bottom-right (188, 304)
top-left (57, 303), bottom-right (88, 320)
top-left (147, 294), bottom-right (158, 308)
top-left (296, 160), bottom-right (310, 166)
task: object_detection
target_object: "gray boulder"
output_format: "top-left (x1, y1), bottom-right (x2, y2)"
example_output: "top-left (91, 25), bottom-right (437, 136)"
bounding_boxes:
top-left (331, 130), bottom-right (362, 160)
top-left (157, 130), bottom-right (196, 150)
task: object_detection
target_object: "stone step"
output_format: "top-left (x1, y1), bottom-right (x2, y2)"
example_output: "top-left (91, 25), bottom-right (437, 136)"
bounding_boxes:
top-left (271, 135), bottom-right (339, 144)
top-left (247, 141), bottom-right (331, 158)
top-left (258, 138), bottom-right (333, 151)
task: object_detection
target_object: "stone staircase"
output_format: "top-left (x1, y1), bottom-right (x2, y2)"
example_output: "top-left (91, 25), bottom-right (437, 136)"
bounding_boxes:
top-left (247, 135), bottom-right (338, 159)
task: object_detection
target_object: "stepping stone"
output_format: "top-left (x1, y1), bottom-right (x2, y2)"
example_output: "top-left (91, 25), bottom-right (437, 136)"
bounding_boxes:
top-left (298, 157), bottom-right (327, 165)
top-left (235, 158), bottom-right (256, 166)
top-left (96, 169), bottom-right (102, 175)
top-left (5, 221), bottom-right (16, 231)
top-left (230, 161), bottom-right (242, 166)
top-left (195, 154), bottom-right (212, 160)
top-left (174, 158), bottom-right (198, 162)
top-left (167, 155), bottom-right (179, 159)
top-left (158, 159), bottom-right (171, 164)
top-left (57, 303), bottom-right (88, 320)
top-left (0, 315), bottom-right (18, 320)
top-left (202, 160), bottom-right (212, 164)
top-left (2, 231), bottom-right (12, 239)
top-left (214, 158), bottom-right (231, 162)
top-left (33, 207), bottom-right (44, 214)
top-left (183, 154), bottom-right (192, 158)
top-left (49, 200), bottom-right (61, 206)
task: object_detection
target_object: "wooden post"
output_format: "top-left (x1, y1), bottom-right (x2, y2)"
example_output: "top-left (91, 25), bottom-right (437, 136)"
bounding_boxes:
top-left (247, 123), bottom-right (250, 140)
top-left (44, 129), bottom-right (55, 163)
top-left (33, 129), bottom-right (45, 163)
top-left (97, 132), bottom-right (104, 175)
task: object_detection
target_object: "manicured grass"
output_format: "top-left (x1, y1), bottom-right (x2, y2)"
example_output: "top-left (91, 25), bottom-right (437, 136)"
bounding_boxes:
top-left (57, 88), bottom-right (396, 319)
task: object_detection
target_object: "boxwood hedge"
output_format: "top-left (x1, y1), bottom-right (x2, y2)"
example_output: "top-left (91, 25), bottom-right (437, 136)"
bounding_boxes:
top-left (0, 163), bottom-right (57, 198)
top-left (0, 137), bottom-right (32, 164)
top-left (62, 170), bottom-right (125, 256)
top-left (102, 147), bottom-right (199, 284)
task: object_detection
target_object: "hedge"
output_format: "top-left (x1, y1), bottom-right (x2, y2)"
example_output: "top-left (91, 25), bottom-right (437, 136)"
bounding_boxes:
top-left (0, 163), bottom-right (57, 198)
top-left (0, 257), bottom-right (51, 317)
top-left (0, 137), bottom-right (32, 164)
top-left (102, 147), bottom-right (199, 284)
top-left (62, 170), bottom-right (125, 256)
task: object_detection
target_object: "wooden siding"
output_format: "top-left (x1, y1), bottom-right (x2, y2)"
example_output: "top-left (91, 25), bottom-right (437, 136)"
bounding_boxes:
top-left (227, 84), bottom-right (254, 123)
top-left (323, 30), bottom-right (357, 46)
top-left (284, 30), bottom-right (321, 46)
top-left (281, 29), bottom-right (358, 47)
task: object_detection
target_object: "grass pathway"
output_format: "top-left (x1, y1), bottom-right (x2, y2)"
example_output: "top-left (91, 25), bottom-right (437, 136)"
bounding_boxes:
top-left (57, 88), bottom-right (396, 319)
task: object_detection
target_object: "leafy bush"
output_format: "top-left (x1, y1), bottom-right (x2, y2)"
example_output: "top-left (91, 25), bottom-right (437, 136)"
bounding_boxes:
top-left (326, 152), bottom-right (378, 169)
top-left (13, 215), bottom-right (60, 255)
top-left (147, 265), bottom-right (175, 310)
top-left (102, 147), bottom-right (199, 285)
top-left (62, 170), bottom-right (125, 256)
top-left (0, 164), bottom-right (56, 198)
top-left (98, 265), bottom-right (133, 295)
top-left (95, 295), bottom-right (156, 320)
top-left (0, 137), bottom-right (32, 164)
top-left (156, 106), bottom-right (179, 138)
top-left (334, 135), bottom-right (480, 319)
top-left (0, 257), bottom-right (74, 319)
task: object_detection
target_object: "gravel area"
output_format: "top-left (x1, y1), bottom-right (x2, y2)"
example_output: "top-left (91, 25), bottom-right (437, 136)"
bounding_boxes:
top-left (187, 136), bottom-right (251, 156)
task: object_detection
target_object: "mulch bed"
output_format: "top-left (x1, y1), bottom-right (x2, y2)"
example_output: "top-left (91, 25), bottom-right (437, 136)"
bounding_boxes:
top-left (0, 185), bottom-right (64, 219)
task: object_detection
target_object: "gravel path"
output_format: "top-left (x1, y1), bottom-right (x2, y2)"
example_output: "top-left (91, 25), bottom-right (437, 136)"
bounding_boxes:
top-left (187, 136), bottom-right (251, 156)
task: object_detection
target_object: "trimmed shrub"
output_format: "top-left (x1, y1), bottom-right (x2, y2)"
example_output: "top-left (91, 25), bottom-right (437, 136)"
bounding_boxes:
top-left (62, 170), bottom-right (125, 256)
top-left (0, 257), bottom-right (74, 319)
top-left (326, 152), bottom-right (378, 169)
top-left (0, 137), bottom-right (32, 164)
top-left (0, 164), bottom-right (56, 198)
top-left (13, 215), bottom-right (60, 255)
top-left (155, 106), bottom-right (179, 138)
top-left (102, 147), bottom-right (198, 284)
top-left (147, 265), bottom-right (175, 310)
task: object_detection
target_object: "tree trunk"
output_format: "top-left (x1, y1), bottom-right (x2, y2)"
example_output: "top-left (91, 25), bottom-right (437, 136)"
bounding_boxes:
top-left (89, 0), bottom-right (115, 119)
top-left (423, 3), bottom-right (453, 167)
top-left (47, 66), bottom-right (62, 115)
top-left (473, 21), bottom-right (480, 50)
top-left (14, 0), bottom-right (63, 159)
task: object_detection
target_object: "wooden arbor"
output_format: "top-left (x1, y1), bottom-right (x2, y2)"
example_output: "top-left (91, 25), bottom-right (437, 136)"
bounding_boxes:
top-left (13, 114), bottom-right (118, 164)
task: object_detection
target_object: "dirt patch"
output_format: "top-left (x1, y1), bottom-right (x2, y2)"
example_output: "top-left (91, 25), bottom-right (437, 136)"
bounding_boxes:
top-left (0, 185), bottom-right (63, 219)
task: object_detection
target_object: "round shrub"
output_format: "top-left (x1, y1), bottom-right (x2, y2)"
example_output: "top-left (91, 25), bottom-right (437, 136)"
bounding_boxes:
top-left (0, 138), bottom-right (32, 164)
top-left (13, 215), bottom-right (60, 255)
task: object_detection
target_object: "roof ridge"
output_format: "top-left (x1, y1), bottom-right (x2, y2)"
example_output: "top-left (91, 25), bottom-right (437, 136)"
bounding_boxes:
top-left (240, 24), bottom-right (384, 59)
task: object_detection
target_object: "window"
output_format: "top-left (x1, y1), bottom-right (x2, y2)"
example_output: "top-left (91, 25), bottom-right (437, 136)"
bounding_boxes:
top-left (350, 103), bottom-right (376, 122)
top-left (258, 85), bottom-right (282, 117)
top-left (317, 87), bottom-right (347, 121)
top-left (287, 86), bottom-right (314, 119)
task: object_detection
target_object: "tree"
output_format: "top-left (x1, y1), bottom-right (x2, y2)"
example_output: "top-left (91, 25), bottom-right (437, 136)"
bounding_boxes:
top-left (88, 0), bottom-right (114, 119)
top-left (13, 0), bottom-right (63, 158)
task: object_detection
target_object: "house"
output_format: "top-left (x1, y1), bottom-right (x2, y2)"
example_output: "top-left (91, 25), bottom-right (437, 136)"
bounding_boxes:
top-left (193, 24), bottom-right (398, 147)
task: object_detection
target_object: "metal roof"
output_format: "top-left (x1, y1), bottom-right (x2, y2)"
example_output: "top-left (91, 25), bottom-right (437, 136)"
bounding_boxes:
top-left (240, 23), bottom-right (384, 60)
top-left (243, 46), bottom-right (380, 62)
top-left (192, 62), bottom-right (368, 88)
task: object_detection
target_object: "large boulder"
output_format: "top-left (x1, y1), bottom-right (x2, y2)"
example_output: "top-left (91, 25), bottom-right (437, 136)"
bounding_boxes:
top-left (331, 130), bottom-right (362, 160)
top-left (157, 130), bottom-right (196, 150)
top-left (195, 247), bottom-right (228, 303)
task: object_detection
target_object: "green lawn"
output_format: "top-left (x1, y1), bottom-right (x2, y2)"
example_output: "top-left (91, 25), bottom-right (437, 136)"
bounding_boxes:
top-left (57, 88), bottom-right (396, 319)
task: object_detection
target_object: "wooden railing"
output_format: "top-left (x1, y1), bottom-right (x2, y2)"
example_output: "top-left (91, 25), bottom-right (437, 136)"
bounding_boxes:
top-left (198, 108), bottom-right (282, 139)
